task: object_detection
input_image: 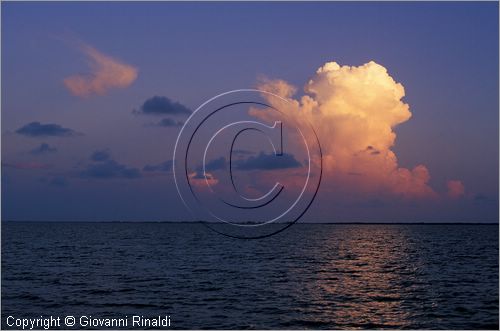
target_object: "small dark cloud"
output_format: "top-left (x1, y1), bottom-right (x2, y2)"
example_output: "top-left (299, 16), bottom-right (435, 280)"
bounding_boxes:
top-left (80, 160), bottom-right (141, 179)
top-left (30, 143), bottom-right (57, 155)
top-left (143, 160), bottom-right (173, 172)
top-left (157, 118), bottom-right (184, 127)
top-left (235, 152), bottom-right (301, 171)
top-left (90, 149), bottom-right (111, 162)
top-left (16, 122), bottom-right (78, 137)
top-left (135, 96), bottom-right (191, 115)
top-left (196, 157), bottom-right (226, 173)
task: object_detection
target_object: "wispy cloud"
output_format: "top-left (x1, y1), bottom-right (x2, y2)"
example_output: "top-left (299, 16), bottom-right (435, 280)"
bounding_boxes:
top-left (79, 160), bottom-right (141, 179)
top-left (64, 42), bottom-right (138, 97)
top-left (143, 160), bottom-right (173, 173)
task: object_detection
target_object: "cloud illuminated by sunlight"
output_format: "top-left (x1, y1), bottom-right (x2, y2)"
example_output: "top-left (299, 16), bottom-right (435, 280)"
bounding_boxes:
top-left (256, 60), bottom-right (458, 199)
top-left (447, 180), bottom-right (465, 199)
top-left (189, 171), bottom-right (219, 188)
top-left (64, 43), bottom-right (138, 97)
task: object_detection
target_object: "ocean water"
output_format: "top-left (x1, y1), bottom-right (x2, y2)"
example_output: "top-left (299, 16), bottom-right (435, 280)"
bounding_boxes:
top-left (1, 222), bottom-right (498, 329)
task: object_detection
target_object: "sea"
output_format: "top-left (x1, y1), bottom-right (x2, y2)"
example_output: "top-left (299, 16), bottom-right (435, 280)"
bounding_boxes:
top-left (1, 222), bottom-right (498, 329)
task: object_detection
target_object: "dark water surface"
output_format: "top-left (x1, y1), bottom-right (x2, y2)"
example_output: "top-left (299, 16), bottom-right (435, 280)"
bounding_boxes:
top-left (2, 222), bottom-right (498, 329)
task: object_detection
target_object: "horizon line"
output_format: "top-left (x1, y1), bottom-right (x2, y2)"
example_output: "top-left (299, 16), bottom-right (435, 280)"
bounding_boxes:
top-left (1, 220), bottom-right (498, 225)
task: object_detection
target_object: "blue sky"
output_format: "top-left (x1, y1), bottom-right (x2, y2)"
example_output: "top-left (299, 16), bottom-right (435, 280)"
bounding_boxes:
top-left (2, 1), bottom-right (498, 222)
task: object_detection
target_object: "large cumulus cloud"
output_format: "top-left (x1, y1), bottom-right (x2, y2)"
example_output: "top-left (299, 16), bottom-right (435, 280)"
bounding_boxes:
top-left (256, 61), bottom-right (461, 199)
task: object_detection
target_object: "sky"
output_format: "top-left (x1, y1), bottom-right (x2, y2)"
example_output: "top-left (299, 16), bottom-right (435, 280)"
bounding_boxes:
top-left (1, 1), bottom-right (498, 222)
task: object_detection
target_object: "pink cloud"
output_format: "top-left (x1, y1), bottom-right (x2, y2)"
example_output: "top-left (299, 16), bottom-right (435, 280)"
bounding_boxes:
top-left (447, 180), bottom-right (465, 199)
top-left (256, 61), bottom-right (460, 200)
top-left (188, 172), bottom-right (219, 189)
top-left (64, 43), bottom-right (138, 97)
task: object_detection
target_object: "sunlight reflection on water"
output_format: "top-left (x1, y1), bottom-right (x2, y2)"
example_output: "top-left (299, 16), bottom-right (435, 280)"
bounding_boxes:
top-left (2, 223), bottom-right (498, 329)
